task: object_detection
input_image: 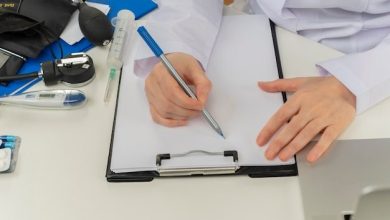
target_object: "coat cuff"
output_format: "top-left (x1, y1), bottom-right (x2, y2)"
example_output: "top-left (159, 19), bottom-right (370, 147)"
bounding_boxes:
top-left (316, 39), bottom-right (390, 114)
top-left (317, 60), bottom-right (368, 114)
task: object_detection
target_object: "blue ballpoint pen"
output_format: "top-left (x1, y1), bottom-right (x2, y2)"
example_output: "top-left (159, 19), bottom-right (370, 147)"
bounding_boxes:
top-left (137, 26), bottom-right (225, 138)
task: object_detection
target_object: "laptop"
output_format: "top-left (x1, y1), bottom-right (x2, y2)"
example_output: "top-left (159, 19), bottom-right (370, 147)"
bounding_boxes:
top-left (352, 185), bottom-right (390, 220)
top-left (297, 138), bottom-right (390, 220)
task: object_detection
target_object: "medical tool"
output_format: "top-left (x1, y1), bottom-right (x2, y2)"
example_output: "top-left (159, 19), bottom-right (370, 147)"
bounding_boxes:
top-left (137, 26), bottom-right (225, 138)
top-left (0, 90), bottom-right (87, 109)
top-left (104, 10), bottom-right (135, 103)
top-left (0, 53), bottom-right (95, 87)
top-left (0, 136), bottom-right (17, 142)
top-left (0, 148), bottom-right (12, 172)
top-left (72, 0), bottom-right (114, 46)
top-left (0, 139), bottom-right (16, 149)
top-left (0, 135), bottom-right (21, 173)
top-left (0, 0), bottom-right (77, 85)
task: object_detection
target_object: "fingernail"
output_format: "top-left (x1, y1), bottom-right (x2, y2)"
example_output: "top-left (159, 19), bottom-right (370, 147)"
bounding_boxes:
top-left (307, 153), bottom-right (317, 163)
top-left (257, 133), bottom-right (266, 146)
top-left (280, 152), bottom-right (292, 161)
top-left (195, 103), bottom-right (204, 110)
top-left (265, 150), bottom-right (275, 160)
top-left (256, 138), bottom-right (264, 146)
top-left (198, 97), bottom-right (206, 105)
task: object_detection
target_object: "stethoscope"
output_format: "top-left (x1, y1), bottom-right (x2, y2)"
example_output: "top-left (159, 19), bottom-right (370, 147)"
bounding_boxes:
top-left (0, 0), bottom-right (113, 87)
top-left (0, 52), bottom-right (95, 87)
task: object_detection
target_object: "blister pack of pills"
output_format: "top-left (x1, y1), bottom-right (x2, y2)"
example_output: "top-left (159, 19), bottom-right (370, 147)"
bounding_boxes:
top-left (0, 136), bottom-right (21, 174)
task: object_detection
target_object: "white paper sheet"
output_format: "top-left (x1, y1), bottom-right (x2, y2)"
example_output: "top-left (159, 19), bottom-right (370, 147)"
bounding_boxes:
top-left (111, 15), bottom-right (295, 173)
top-left (60, 2), bottom-right (110, 45)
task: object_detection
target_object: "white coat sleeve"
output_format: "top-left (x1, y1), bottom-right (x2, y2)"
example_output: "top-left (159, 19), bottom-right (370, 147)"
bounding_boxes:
top-left (134, 0), bottom-right (224, 77)
top-left (317, 34), bottom-right (390, 114)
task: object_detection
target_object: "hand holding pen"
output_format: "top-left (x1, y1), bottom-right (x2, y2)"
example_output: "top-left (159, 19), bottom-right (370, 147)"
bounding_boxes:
top-left (145, 53), bottom-right (212, 126)
top-left (138, 27), bottom-right (224, 137)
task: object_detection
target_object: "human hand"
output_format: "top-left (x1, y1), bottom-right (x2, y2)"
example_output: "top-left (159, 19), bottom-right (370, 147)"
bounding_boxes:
top-left (145, 52), bottom-right (212, 127)
top-left (256, 76), bottom-right (356, 163)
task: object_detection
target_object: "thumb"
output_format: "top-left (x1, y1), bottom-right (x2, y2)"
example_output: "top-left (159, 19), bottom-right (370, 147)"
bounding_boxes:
top-left (258, 78), bottom-right (309, 93)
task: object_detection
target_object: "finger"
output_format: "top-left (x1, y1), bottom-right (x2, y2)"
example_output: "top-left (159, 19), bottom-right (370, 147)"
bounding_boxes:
top-left (258, 77), bottom-right (311, 93)
top-left (278, 118), bottom-right (327, 161)
top-left (157, 71), bottom-right (203, 111)
top-left (145, 83), bottom-right (200, 119)
top-left (187, 67), bottom-right (212, 105)
top-left (149, 105), bottom-right (188, 127)
top-left (257, 97), bottom-right (301, 146)
top-left (153, 85), bottom-right (200, 118)
top-left (306, 126), bottom-right (339, 163)
top-left (195, 78), bottom-right (212, 106)
top-left (264, 113), bottom-right (312, 160)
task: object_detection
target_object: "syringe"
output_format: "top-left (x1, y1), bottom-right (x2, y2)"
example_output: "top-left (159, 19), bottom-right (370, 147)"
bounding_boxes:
top-left (104, 10), bottom-right (135, 103)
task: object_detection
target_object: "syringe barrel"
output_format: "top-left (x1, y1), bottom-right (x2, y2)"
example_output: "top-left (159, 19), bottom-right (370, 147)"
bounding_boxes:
top-left (107, 10), bottom-right (135, 67)
top-left (107, 57), bottom-right (123, 70)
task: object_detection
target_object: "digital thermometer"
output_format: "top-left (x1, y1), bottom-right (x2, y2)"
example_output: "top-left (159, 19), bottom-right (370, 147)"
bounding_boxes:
top-left (0, 90), bottom-right (87, 109)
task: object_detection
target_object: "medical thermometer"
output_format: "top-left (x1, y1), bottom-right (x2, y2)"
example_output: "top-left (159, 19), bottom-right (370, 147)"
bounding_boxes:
top-left (0, 90), bottom-right (87, 109)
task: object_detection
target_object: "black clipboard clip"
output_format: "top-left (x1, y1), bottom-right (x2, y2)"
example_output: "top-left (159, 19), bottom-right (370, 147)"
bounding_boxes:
top-left (156, 150), bottom-right (239, 177)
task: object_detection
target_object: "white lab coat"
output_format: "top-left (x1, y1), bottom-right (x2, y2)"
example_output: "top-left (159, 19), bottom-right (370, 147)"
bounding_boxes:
top-left (135, 0), bottom-right (390, 114)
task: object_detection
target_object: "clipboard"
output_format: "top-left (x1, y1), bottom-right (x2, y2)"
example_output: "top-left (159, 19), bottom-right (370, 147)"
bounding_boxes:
top-left (106, 17), bottom-right (298, 182)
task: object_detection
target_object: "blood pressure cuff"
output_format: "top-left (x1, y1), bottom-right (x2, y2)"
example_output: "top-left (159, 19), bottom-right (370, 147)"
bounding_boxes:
top-left (0, 0), bottom-right (77, 85)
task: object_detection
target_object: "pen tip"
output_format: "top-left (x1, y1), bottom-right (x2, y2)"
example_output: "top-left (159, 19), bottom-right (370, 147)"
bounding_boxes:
top-left (220, 132), bottom-right (226, 139)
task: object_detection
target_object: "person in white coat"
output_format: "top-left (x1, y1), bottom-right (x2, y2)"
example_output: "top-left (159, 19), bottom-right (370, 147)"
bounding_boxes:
top-left (134, 0), bottom-right (390, 163)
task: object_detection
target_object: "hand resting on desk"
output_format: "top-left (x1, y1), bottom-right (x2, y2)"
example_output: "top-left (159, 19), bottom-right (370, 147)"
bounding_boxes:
top-left (257, 76), bottom-right (356, 163)
top-left (145, 52), bottom-right (356, 163)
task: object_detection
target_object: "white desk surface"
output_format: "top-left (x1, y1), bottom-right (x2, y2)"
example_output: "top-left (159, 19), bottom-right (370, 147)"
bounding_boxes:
top-left (1, 25), bottom-right (390, 220)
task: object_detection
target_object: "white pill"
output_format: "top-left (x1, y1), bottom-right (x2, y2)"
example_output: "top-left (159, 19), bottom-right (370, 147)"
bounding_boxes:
top-left (0, 149), bottom-right (7, 159)
top-left (0, 160), bottom-right (5, 169)
top-left (0, 149), bottom-right (11, 172)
